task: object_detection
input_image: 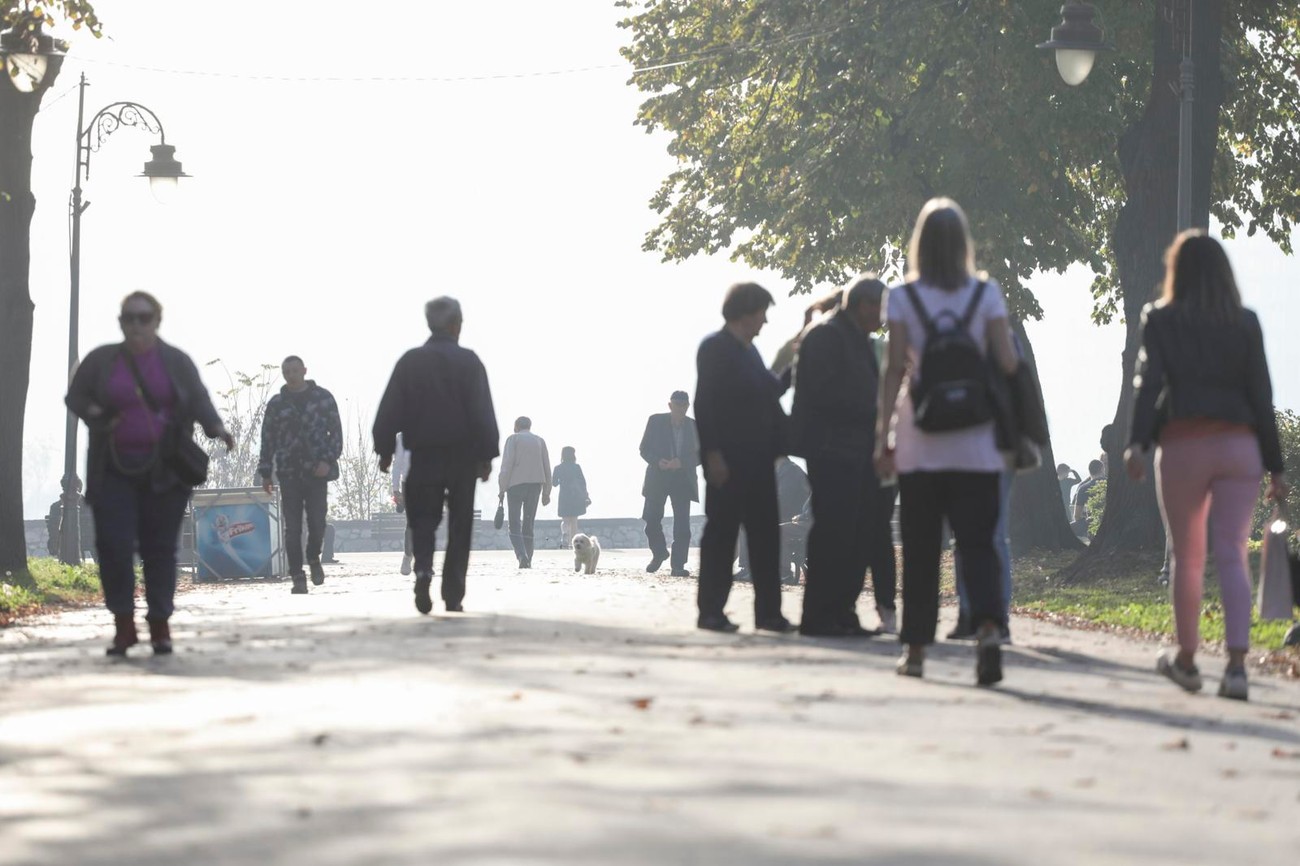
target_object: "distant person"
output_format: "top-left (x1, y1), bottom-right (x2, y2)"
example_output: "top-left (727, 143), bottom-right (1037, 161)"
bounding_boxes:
top-left (736, 456), bottom-right (809, 581)
top-left (791, 274), bottom-right (889, 637)
top-left (44, 481), bottom-right (95, 560)
top-left (391, 432), bottom-right (413, 575)
top-left (1057, 463), bottom-right (1081, 513)
top-left (258, 355), bottom-right (343, 594)
top-left (552, 446), bottom-right (591, 547)
top-left (1070, 459), bottom-right (1105, 538)
top-left (374, 297), bottom-right (499, 614)
top-left (639, 391), bottom-right (700, 577)
top-left (65, 291), bottom-right (233, 656)
top-left (874, 198), bottom-right (1020, 685)
top-left (694, 282), bottom-right (793, 633)
top-left (498, 417), bottom-right (552, 569)
top-left (1126, 230), bottom-right (1287, 702)
top-left (770, 290), bottom-right (843, 388)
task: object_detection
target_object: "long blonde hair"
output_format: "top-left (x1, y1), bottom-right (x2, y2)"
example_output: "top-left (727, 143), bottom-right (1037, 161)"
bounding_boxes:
top-left (906, 198), bottom-right (976, 291)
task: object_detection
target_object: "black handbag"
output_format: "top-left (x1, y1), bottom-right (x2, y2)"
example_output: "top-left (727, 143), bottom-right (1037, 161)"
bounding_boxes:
top-left (123, 350), bottom-right (210, 487)
top-left (493, 495), bottom-right (505, 530)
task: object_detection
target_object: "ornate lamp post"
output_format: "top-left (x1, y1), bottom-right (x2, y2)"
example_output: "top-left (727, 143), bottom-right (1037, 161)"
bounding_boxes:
top-left (56, 73), bottom-right (190, 564)
top-left (1038, 2), bottom-right (1195, 232)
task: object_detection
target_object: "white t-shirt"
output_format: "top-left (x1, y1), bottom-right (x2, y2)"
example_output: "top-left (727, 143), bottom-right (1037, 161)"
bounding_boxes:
top-left (886, 277), bottom-right (1008, 474)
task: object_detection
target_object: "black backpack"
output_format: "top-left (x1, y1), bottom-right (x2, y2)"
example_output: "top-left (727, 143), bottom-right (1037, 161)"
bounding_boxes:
top-left (904, 281), bottom-right (993, 432)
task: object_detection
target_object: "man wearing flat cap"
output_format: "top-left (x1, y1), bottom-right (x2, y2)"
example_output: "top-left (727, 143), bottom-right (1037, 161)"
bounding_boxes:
top-left (639, 391), bottom-right (700, 576)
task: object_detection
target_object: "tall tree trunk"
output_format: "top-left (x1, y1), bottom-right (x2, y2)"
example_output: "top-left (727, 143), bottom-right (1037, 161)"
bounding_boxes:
top-left (1008, 320), bottom-right (1084, 553)
top-left (1063, 1), bottom-right (1224, 580)
top-left (0, 57), bottom-right (64, 574)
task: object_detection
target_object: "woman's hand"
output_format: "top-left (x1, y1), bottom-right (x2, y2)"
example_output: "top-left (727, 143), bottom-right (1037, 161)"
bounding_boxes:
top-left (705, 451), bottom-right (730, 487)
top-left (1267, 472), bottom-right (1290, 503)
top-left (872, 444), bottom-right (896, 482)
top-left (1124, 445), bottom-right (1148, 482)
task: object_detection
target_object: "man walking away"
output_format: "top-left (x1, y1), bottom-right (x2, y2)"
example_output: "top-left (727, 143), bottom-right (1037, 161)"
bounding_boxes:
top-left (374, 297), bottom-right (499, 614)
top-left (639, 390), bottom-right (700, 576)
top-left (392, 432), bottom-right (413, 575)
top-left (259, 355), bottom-right (342, 595)
top-left (498, 417), bottom-right (551, 569)
top-left (791, 275), bottom-right (888, 637)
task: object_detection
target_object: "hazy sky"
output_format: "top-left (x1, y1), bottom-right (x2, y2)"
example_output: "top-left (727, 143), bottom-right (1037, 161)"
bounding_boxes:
top-left (18, 1), bottom-right (1300, 520)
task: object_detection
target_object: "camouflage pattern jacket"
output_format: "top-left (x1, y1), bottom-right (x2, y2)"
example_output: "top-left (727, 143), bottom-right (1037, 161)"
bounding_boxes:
top-left (257, 381), bottom-right (343, 482)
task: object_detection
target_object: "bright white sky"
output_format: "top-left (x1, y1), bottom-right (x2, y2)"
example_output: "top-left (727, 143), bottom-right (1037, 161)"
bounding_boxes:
top-left (19, 0), bottom-right (1300, 520)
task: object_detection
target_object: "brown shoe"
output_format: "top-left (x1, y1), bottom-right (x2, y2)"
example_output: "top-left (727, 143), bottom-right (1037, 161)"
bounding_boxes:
top-left (107, 613), bottom-right (139, 657)
top-left (147, 618), bottom-right (173, 655)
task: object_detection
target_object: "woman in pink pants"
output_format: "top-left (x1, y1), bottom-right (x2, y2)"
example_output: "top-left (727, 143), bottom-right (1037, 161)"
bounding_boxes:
top-left (1125, 231), bottom-right (1287, 701)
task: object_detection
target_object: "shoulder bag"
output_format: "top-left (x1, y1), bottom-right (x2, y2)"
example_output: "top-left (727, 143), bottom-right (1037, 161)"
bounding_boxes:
top-left (123, 350), bottom-right (210, 487)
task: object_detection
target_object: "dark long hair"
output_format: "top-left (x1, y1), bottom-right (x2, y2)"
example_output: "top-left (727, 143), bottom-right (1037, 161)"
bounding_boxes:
top-left (1161, 230), bottom-right (1242, 322)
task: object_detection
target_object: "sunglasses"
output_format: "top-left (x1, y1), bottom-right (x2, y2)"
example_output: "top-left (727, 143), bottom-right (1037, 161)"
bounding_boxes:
top-left (119, 312), bottom-right (157, 326)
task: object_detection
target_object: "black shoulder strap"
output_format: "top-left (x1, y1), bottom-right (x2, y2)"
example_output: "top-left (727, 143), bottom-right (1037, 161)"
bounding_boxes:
top-left (959, 281), bottom-right (988, 330)
top-left (902, 283), bottom-right (938, 338)
top-left (121, 348), bottom-right (161, 413)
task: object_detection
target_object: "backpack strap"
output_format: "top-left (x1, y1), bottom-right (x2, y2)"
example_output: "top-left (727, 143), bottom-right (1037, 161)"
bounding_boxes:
top-left (958, 280), bottom-right (988, 330)
top-left (903, 283), bottom-right (938, 339)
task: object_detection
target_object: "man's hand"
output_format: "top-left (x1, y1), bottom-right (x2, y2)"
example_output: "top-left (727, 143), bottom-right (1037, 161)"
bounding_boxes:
top-left (392, 491), bottom-right (404, 508)
top-left (312, 461), bottom-right (331, 478)
top-left (261, 478), bottom-right (273, 495)
top-left (705, 451), bottom-right (730, 487)
top-left (542, 492), bottom-right (551, 507)
top-left (658, 458), bottom-right (672, 470)
top-left (478, 462), bottom-right (492, 482)
top-left (379, 454), bottom-right (392, 473)
top-left (219, 429), bottom-right (236, 451)
top-left (665, 458), bottom-right (682, 471)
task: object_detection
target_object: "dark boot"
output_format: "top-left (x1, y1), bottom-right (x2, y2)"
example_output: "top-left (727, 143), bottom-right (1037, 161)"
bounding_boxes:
top-left (308, 558), bottom-right (325, 586)
top-left (291, 572), bottom-right (308, 594)
top-left (147, 618), bottom-right (173, 655)
top-left (107, 613), bottom-right (139, 657)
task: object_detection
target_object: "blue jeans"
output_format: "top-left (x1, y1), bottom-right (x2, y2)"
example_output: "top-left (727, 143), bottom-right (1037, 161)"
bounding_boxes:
top-left (90, 466), bottom-right (191, 619)
top-left (954, 470), bottom-right (1012, 620)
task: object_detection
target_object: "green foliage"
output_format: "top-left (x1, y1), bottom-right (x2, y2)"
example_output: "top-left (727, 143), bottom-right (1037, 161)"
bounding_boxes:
top-left (0, 557), bottom-right (99, 615)
top-left (1087, 479), bottom-right (1106, 538)
top-left (1, 2), bottom-right (103, 45)
top-left (1252, 408), bottom-right (1300, 537)
top-left (201, 360), bottom-right (279, 490)
top-left (618, 1), bottom-right (1300, 318)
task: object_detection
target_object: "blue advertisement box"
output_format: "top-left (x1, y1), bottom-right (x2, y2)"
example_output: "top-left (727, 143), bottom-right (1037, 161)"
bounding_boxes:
top-left (192, 489), bottom-right (283, 580)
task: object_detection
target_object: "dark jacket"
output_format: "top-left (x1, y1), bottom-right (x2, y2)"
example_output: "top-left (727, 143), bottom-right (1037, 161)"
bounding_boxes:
top-left (552, 461), bottom-right (590, 518)
top-left (1129, 303), bottom-right (1283, 473)
top-left (373, 334), bottom-right (500, 464)
top-left (639, 413), bottom-right (700, 502)
top-left (789, 309), bottom-right (878, 459)
top-left (65, 339), bottom-right (225, 504)
top-left (694, 329), bottom-right (787, 468)
top-left (257, 381), bottom-right (343, 482)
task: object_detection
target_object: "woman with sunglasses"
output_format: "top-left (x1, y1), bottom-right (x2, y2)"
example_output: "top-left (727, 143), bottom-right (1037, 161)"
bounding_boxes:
top-left (66, 291), bottom-right (234, 657)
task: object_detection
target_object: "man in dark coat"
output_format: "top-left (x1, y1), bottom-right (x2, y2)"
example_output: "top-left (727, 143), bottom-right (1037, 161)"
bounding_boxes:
top-left (374, 297), bottom-right (499, 615)
top-left (639, 390), bottom-right (700, 576)
top-left (694, 282), bottom-right (793, 634)
top-left (791, 274), bottom-right (890, 637)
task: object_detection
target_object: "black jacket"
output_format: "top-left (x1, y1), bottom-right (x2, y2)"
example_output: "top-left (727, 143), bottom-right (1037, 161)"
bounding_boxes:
top-left (65, 340), bottom-right (225, 503)
top-left (789, 309), bottom-right (878, 458)
top-left (1129, 303), bottom-right (1283, 473)
top-left (639, 413), bottom-right (700, 501)
top-left (694, 329), bottom-right (787, 467)
top-left (373, 334), bottom-right (500, 464)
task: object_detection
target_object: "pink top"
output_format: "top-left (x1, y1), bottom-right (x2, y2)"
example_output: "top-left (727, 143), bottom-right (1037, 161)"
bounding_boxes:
top-left (886, 277), bottom-right (1009, 474)
top-left (107, 347), bottom-right (175, 455)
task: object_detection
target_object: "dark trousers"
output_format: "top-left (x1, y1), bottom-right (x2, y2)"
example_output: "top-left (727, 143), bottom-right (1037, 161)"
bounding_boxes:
top-left (698, 458), bottom-right (783, 622)
top-left (406, 451), bottom-right (478, 606)
top-left (281, 476), bottom-right (328, 575)
top-left (803, 453), bottom-right (880, 630)
top-left (898, 471), bottom-right (1002, 646)
top-left (506, 482), bottom-right (543, 563)
top-left (870, 482), bottom-right (899, 611)
top-left (91, 467), bottom-right (190, 620)
top-left (643, 489), bottom-right (693, 570)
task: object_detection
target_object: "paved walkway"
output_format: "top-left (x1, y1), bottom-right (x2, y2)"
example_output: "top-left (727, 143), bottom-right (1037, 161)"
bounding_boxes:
top-left (2, 550), bottom-right (1299, 865)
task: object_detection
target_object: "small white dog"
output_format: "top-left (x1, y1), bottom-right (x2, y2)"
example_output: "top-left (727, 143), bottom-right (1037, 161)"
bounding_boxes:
top-left (572, 533), bottom-right (601, 574)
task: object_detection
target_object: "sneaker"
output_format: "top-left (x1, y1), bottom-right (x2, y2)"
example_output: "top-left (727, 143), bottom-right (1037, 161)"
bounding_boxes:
top-left (1156, 650), bottom-right (1203, 693)
top-left (646, 554), bottom-right (666, 574)
top-left (291, 573), bottom-right (308, 595)
top-left (755, 616), bottom-right (797, 634)
top-left (308, 559), bottom-right (325, 586)
top-left (697, 614), bottom-right (740, 633)
top-left (876, 605), bottom-right (898, 634)
top-left (1218, 667), bottom-right (1249, 701)
top-left (413, 573), bottom-right (433, 615)
top-left (399, 554), bottom-right (413, 576)
top-left (896, 649), bottom-right (924, 678)
top-left (976, 628), bottom-right (1003, 687)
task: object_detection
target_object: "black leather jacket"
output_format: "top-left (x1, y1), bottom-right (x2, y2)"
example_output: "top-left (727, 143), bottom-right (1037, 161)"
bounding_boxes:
top-left (1128, 303), bottom-right (1283, 473)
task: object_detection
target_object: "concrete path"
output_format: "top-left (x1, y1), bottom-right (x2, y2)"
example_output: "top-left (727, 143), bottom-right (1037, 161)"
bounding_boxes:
top-left (2, 550), bottom-right (1298, 865)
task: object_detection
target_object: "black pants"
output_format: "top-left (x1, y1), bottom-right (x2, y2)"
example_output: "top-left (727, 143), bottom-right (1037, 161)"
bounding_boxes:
top-left (869, 482), bottom-right (899, 611)
top-left (698, 458), bottom-right (782, 622)
top-left (281, 476), bottom-right (328, 576)
top-left (506, 482), bottom-right (542, 563)
top-left (803, 453), bottom-right (881, 630)
top-left (406, 451), bottom-right (478, 606)
top-left (91, 466), bottom-right (190, 620)
top-left (898, 471), bottom-right (1002, 645)
top-left (643, 488), bottom-right (693, 570)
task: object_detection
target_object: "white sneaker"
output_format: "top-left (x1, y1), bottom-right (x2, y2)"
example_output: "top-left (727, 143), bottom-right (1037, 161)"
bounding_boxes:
top-left (400, 554), bottom-right (413, 576)
top-left (1218, 667), bottom-right (1249, 701)
top-left (876, 606), bottom-right (898, 634)
top-left (1156, 650), bottom-right (1203, 693)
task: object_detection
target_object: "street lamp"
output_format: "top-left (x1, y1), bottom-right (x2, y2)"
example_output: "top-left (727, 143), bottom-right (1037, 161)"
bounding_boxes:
top-left (1039, 3), bottom-right (1195, 232)
top-left (56, 73), bottom-right (190, 564)
top-left (0, 13), bottom-right (64, 93)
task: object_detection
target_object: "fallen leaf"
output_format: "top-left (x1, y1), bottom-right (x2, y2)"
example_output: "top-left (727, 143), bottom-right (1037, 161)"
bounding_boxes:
top-left (1221, 769), bottom-right (1240, 779)
top-left (311, 733), bottom-right (329, 747)
top-left (629, 697), bottom-right (654, 710)
top-left (1027, 789), bottom-right (1053, 801)
top-left (508, 692), bottom-right (523, 701)
top-left (1270, 747), bottom-right (1300, 759)
top-left (1073, 778), bottom-right (1096, 789)
top-left (1162, 737), bottom-right (1190, 751)
top-left (568, 752), bottom-right (590, 764)
top-left (1262, 711), bottom-right (1296, 721)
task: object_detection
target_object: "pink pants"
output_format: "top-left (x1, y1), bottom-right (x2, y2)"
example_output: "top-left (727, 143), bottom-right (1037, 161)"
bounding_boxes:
top-left (1156, 431), bottom-right (1263, 653)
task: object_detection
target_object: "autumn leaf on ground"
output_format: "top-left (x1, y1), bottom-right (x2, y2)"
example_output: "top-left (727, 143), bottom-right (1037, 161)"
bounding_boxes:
top-left (508, 692), bottom-right (523, 701)
top-left (629, 697), bottom-right (653, 710)
top-left (1270, 747), bottom-right (1300, 759)
top-left (1162, 737), bottom-right (1190, 751)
